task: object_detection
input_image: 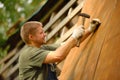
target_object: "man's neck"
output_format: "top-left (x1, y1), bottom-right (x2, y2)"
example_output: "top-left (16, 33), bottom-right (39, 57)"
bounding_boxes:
top-left (28, 43), bottom-right (42, 48)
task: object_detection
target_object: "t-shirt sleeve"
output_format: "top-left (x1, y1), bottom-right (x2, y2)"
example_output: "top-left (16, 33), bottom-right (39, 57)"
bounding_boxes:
top-left (29, 49), bottom-right (50, 67)
top-left (42, 44), bottom-right (60, 51)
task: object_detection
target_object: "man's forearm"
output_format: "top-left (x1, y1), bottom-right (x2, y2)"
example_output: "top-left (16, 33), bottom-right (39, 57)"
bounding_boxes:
top-left (80, 29), bottom-right (91, 43)
top-left (54, 37), bottom-right (77, 60)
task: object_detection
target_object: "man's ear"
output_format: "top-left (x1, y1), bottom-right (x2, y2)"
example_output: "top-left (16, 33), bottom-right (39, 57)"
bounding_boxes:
top-left (29, 34), bottom-right (33, 40)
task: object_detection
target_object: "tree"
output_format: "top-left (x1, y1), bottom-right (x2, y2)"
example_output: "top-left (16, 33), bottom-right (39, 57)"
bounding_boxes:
top-left (0, 0), bottom-right (47, 58)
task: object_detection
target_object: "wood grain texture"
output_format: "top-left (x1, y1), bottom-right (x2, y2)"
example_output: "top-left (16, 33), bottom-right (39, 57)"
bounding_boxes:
top-left (59, 0), bottom-right (120, 80)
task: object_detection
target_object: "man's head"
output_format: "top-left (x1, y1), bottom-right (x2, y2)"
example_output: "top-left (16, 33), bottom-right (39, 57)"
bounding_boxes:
top-left (20, 21), bottom-right (46, 47)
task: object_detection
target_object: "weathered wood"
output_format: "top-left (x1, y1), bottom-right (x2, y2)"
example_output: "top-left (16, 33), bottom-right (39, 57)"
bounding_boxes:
top-left (28, 0), bottom-right (68, 24)
top-left (40, 0), bottom-right (66, 23)
top-left (0, 40), bottom-right (23, 65)
top-left (0, 48), bottom-right (17, 65)
top-left (0, 51), bottom-right (20, 74)
top-left (6, 63), bottom-right (18, 79)
top-left (44, 0), bottom-right (77, 31)
top-left (14, 76), bottom-right (19, 80)
top-left (46, 1), bottom-right (84, 41)
top-left (60, 27), bottom-right (68, 37)
top-left (55, 24), bottom-right (78, 44)
top-left (59, 0), bottom-right (120, 80)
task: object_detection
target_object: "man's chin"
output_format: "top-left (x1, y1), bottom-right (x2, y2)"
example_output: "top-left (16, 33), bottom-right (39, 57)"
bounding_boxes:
top-left (44, 38), bottom-right (46, 43)
top-left (43, 42), bottom-right (46, 44)
top-left (43, 40), bottom-right (46, 44)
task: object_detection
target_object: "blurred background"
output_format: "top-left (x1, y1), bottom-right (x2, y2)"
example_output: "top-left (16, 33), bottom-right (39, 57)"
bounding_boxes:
top-left (0, 0), bottom-right (120, 80)
top-left (0, 0), bottom-right (46, 60)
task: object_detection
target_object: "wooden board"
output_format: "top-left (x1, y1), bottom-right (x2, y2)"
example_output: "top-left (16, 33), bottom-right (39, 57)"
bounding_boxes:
top-left (46, 1), bottom-right (84, 41)
top-left (44, 0), bottom-right (77, 31)
top-left (59, 0), bottom-right (120, 80)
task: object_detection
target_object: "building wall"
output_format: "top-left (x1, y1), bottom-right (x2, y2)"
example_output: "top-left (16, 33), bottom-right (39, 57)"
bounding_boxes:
top-left (59, 0), bottom-right (120, 80)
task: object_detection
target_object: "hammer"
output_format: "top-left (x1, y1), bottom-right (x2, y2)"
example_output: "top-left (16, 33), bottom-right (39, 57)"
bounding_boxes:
top-left (79, 13), bottom-right (90, 25)
top-left (76, 13), bottom-right (90, 47)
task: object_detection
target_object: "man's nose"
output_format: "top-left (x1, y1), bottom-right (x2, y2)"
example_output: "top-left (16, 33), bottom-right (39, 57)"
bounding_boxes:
top-left (44, 33), bottom-right (47, 36)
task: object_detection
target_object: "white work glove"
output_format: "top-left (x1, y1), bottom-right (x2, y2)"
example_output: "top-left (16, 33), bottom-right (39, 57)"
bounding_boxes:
top-left (71, 25), bottom-right (85, 40)
top-left (88, 18), bottom-right (101, 32)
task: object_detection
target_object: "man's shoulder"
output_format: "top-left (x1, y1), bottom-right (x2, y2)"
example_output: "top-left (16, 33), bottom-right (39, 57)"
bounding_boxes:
top-left (19, 45), bottom-right (41, 54)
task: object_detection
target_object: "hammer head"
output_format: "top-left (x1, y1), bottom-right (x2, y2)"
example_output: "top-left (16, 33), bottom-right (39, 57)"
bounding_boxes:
top-left (79, 13), bottom-right (90, 18)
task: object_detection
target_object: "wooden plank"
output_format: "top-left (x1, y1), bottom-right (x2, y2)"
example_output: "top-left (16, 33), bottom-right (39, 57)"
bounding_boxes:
top-left (6, 63), bottom-right (18, 79)
top-left (14, 76), bottom-right (19, 80)
top-left (40, 0), bottom-right (65, 23)
top-left (46, 1), bottom-right (84, 41)
top-left (55, 24), bottom-right (78, 44)
top-left (0, 48), bottom-right (17, 65)
top-left (0, 52), bottom-right (20, 74)
top-left (44, 0), bottom-right (77, 31)
top-left (0, 41), bottom-right (22, 65)
top-left (59, 0), bottom-right (120, 80)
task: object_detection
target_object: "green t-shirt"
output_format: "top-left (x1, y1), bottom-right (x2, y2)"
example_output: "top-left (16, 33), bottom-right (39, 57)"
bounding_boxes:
top-left (19, 44), bottom-right (60, 80)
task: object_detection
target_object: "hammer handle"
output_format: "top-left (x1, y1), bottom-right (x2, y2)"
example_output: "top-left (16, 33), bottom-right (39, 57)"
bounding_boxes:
top-left (82, 17), bottom-right (86, 25)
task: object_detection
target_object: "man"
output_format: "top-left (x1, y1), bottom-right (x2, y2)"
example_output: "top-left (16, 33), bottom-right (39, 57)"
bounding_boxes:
top-left (19, 19), bottom-right (100, 80)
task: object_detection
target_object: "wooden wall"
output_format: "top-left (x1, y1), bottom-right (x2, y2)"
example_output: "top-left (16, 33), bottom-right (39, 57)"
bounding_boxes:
top-left (59, 0), bottom-right (120, 80)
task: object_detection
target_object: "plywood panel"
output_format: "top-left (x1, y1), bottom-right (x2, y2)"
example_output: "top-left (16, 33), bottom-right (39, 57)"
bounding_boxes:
top-left (59, 0), bottom-right (120, 80)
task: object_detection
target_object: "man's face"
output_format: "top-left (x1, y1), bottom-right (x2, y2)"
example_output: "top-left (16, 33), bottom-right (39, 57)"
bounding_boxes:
top-left (31, 26), bottom-right (46, 46)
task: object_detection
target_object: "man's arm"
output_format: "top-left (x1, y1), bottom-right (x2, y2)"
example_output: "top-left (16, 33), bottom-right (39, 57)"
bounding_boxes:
top-left (44, 37), bottom-right (77, 63)
top-left (43, 18), bottom-right (101, 63)
top-left (43, 25), bottom-right (84, 63)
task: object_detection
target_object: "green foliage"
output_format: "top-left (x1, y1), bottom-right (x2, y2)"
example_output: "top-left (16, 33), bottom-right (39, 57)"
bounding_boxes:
top-left (0, 45), bottom-right (10, 60)
top-left (0, 0), bottom-right (47, 59)
top-left (0, 0), bottom-right (46, 32)
top-left (0, 0), bottom-right (47, 39)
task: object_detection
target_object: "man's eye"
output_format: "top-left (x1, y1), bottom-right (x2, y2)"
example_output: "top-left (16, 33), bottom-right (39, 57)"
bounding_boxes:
top-left (40, 32), bottom-right (43, 34)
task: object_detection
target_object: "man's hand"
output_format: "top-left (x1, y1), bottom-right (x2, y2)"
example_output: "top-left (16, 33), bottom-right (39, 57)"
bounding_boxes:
top-left (88, 18), bottom-right (101, 32)
top-left (71, 25), bottom-right (85, 40)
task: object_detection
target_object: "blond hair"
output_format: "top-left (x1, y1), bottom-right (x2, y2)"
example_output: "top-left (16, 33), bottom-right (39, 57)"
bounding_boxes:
top-left (20, 21), bottom-right (43, 44)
